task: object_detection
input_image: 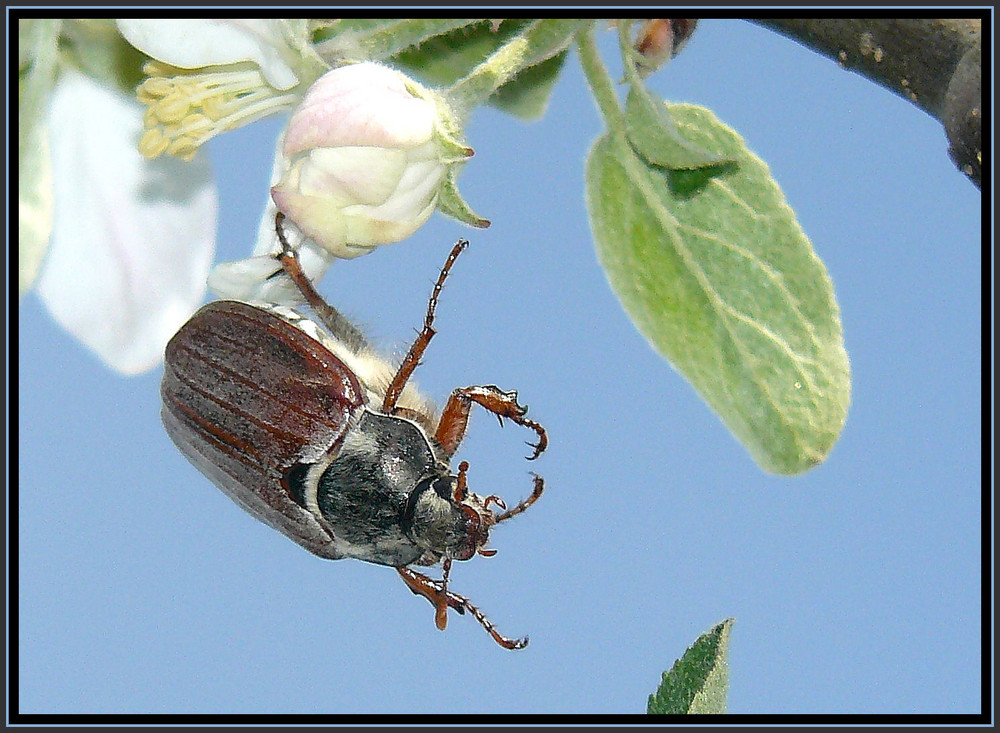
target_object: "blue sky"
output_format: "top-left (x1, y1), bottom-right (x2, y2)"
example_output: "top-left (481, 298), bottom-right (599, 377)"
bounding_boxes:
top-left (17, 20), bottom-right (984, 716)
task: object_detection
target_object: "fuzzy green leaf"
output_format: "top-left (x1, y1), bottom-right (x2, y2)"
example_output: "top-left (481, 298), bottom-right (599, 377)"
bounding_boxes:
top-left (392, 19), bottom-right (529, 86)
top-left (57, 19), bottom-right (148, 96)
top-left (315, 19), bottom-right (482, 65)
top-left (18, 18), bottom-right (60, 296)
top-left (437, 165), bottom-right (490, 229)
top-left (625, 86), bottom-right (732, 170)
top-left (394, 19), bottom-right (579, 120)
top-left (647, 619), bottom-right (734, 714)
top-left (488, 48), bottom-right (568, 120)
top-left (586, 104), bottom-right (850, 474)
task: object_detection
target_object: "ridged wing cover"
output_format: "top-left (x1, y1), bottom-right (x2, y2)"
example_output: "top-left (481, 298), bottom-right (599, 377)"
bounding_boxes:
top-left (161, 300), bottom-right (365, 559)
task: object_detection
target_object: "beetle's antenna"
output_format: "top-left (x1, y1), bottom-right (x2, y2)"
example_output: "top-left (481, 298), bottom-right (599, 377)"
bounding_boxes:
top-left (453, 461), bottom-right (470, 503)
top-left (274, 212), bottom-right (366, 352)
top-left (382, 240), bottom-right (469, 413)
top-left (483, 495), bottom-right (507, 512)
top-left (397, 566), bottom-right (528, 650)
top-left (494, 475), bottom-right (545, 524)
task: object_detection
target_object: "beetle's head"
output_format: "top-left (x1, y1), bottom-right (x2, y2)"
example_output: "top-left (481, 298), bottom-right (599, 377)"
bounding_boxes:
top-left (404, 461), bottom-right (505, 563)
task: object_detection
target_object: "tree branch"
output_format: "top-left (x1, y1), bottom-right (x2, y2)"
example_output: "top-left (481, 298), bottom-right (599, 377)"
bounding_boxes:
top-left (751, 19), bottom-right (981, 188)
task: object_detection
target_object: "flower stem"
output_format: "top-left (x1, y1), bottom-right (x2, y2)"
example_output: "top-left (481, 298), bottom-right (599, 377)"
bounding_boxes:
top-left (575, 25), bottom-right (624, 130)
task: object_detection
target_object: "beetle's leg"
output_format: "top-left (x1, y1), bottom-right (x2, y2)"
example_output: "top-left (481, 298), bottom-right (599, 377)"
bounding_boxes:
top-left (396, 566), bottom-right (529, 650)
top-left (435, 385), bottom-right (548, 460)
top-left (437, 557), bottom-right (454, 630)
top-left (397, 566), bottom-right (463, 625)
top-left (382, 240), bottom-right (469, 413)
top-left (273, 212), bottom-right (366, 352)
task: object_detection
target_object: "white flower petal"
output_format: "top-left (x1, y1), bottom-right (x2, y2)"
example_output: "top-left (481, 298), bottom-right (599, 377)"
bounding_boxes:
top-left (252, 128), bottom-right (293, 257)
top-left (117, 18), bottom-right (299, 90)
top-left (208, 242), bottom-right (334, 302)
top-left (376, 164), bottom-right (444, 222)
top-left (299, 147), bottom-right (408, 205)
top-left (208, 129), bottom-right (336, 304)
top-left (37, 70), bottom-right (217, 375)
top-left (207, 255), bottom-right (284, 300)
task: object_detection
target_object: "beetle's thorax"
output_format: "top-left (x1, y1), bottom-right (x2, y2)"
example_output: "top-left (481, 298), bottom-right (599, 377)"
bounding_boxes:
top-left (303, 409), bottom-right (493, 568)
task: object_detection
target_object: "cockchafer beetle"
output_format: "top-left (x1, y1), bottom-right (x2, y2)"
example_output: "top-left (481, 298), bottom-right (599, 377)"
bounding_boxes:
top-left (160, 213), bottom-right (547, 650)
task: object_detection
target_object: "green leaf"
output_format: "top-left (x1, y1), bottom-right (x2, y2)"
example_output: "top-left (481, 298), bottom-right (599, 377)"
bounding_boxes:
top-left (18, 18), bottom-right (60, 296)
top-left (488, 48), bottom-right (568, 120)
top-left (437, 165), bottom-right (490, 230)
top-left (57, 19), bottom-right (148, 96)
top-left (412, 19), bottom-right (583, 120)
top-left (392, 19), bottom-right (531, 87)
top-left (625, 86), bottom-right (732, 170)
top-left (586, 104), bottom-right (850, 474)
top-left (647, 619), bottom-right (734, 714)
top-left (315, 19), bottom-right (482, 65)
top-left (319, 19), bottom-right (574, 120)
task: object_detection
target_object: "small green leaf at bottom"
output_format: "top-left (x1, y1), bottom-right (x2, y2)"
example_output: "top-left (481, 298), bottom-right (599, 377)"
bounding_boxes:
top-left (647, 618), bottom-right (734, 714)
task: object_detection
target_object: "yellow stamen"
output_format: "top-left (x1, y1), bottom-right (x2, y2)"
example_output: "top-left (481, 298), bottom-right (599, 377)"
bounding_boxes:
top-left (136, 62), bottom-right (300, 159)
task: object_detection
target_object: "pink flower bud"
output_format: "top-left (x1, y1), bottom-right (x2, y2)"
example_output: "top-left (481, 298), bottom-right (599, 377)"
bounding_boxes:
top-left (271, 63), bottom-right (447, 258)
